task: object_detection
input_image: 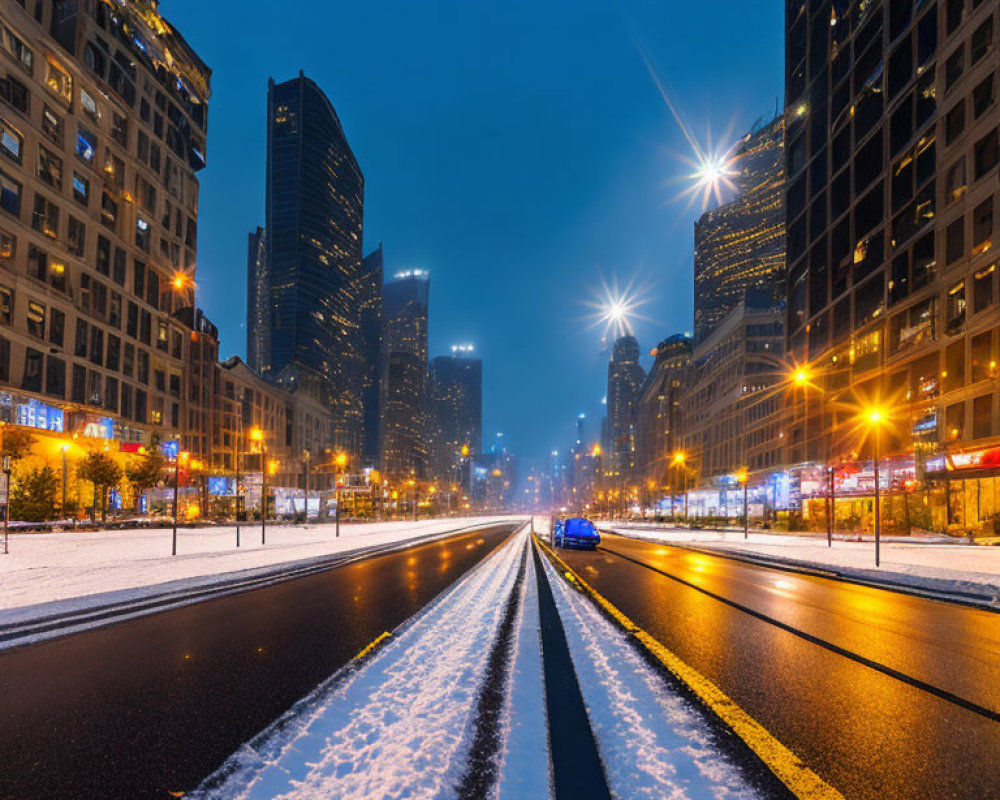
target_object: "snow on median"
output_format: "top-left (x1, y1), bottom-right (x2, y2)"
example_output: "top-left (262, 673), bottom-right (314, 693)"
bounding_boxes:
top-left (539, 547), bottom-right (763, 800)
top-left (190, 526), bottom-right (530, 800)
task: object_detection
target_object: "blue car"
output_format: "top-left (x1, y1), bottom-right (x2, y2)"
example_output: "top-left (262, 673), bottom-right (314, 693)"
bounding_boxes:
top-left (554, 517), bottom-right (600, 550)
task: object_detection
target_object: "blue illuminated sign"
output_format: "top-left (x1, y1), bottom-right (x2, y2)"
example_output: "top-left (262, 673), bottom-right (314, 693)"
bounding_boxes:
top-left (209, 477), bottom-right (235, 496)
top-left (160, 440), bottom-right (179, 460)
top-left (17, 399), bottom-right (64, 432)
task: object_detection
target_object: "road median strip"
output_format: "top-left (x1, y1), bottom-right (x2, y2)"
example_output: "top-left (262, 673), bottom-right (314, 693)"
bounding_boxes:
top-left (534, 533), bottom-right (845, 800)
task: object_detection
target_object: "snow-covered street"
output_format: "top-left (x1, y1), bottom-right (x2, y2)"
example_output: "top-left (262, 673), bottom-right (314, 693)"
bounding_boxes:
top-left (191, 525), bottom-right (769, 800)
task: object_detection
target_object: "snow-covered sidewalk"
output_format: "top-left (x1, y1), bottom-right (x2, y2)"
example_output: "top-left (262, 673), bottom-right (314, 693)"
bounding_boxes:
top-left (191, 525), bottom-right (531, 800)
top-left (0, 516), bottom-right (521, 613)
top-left (607, 524), bottom-right (1000, 602)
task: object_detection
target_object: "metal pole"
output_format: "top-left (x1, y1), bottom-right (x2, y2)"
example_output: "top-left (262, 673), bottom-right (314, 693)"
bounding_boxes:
top-left (3, 465), bottom-right (9, 555)
top-left (335, 488), bottom-right (341, 537)
top-left (261, 443), bottom-right (267, 545)
top-left (826, 466), bottom-right (832, 547)
top-left (61, 450), bottom-right (67, 514)
top-left (235, 406), bottom-right (241, 548)
top-left (827, 467), bottom-right (835, 546)
top-left (873, 432), bottom-right (881, 567)
top-left (743, 480), bottom-right (749, 539)
top-left (172, 454), bottom-right (179, 556)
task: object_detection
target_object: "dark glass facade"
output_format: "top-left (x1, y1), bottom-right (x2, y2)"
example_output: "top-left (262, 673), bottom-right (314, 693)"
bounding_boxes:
top-left (606, 335), bottom-right (646, 476)
top-left (428, 351), bottom-right (483, 480)
top-left (246, 226), bottom-right (268, 373)
top-left (694, 114), bottom-right (786, 343)
top-left (264, 73), bottom-right (365, 454)
top-left (379, 272), bottom-right (429, 477)
top-left (359, 245), bottom-right (384, 467)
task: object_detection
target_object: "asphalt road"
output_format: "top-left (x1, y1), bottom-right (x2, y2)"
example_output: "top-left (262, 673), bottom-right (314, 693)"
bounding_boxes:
top-left (558, 532), bottom-right (1000, 800)
top-left (0, 522), bottom-right (517, 800)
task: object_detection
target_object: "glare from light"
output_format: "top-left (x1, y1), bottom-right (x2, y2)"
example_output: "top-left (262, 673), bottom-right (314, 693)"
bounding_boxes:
top-left (582, 274), bottom-right (657, 343)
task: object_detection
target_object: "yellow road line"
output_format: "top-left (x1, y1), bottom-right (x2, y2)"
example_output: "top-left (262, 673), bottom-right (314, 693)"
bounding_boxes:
top-left (354, 631), bottom-right (392, 661)
top-left (533, 534), bottom-right (844, 800)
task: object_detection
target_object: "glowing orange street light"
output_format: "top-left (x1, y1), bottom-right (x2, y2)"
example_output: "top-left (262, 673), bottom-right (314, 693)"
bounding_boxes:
top-left (591, 443), bottom-right (602, 457)
top-left (248, 426), bottom-right (264, 443)
top-left (861, 404), bottom-right (889, 567)
top-left (461, 444), bottom-right (470, 457)
top-left (335, 451), bottom-right (348, 468)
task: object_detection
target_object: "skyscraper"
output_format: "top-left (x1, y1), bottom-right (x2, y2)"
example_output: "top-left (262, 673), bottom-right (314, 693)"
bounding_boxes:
top-left (255, 72), bottom-right (365, 454)
top-left (635, 334), bottom-right (692, 486)
top-left (379, 271), bottom-right (430, 477)
top-left (359, 245), bottom-right (384, 468)
top-left (246, 227), bottom-right (268, 373)
top-left (428, 346), bottom-right (483, 480)
top-left (606, 335), bottom-right (646, 475)
top-left (783, 1), bottom-right (999, 487)
top-left (694, 114), bottom-right (786, 342)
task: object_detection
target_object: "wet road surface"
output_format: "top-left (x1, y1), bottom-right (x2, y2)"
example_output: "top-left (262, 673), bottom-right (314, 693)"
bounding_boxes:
top-left (558, 532), bottom-right (1000, 800)
top-left (0, 522), bottom-right (516, 800)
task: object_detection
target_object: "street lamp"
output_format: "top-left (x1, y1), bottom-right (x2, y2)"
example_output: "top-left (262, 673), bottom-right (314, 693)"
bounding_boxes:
top-left (787, 363), bottom-right (835, 547)
top-left (334, 451), bottom-right (348, 536)
top-left (172, 450), bottom-right (189, 556)
top-left (60, 444), bottom-right (69, 515)
top-left (249, 426), bottom-right (267, 544)
top-left (671, 451), bottom-right (688, 523)
top-left (863, 406), bottom-right (887, 567)
top-left (734, 467), bottom-right (749, 539)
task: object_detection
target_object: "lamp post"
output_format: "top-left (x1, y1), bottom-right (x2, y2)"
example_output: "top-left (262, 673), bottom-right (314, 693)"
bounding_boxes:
top-left (172, 450), bottom-right (189, 556)
top-left (61, 444), bottom-right (69, 515)
top-left (735, 468), bottom-right (749, 539)
top-left (671, 451), bottom-right (687, 525)
top-left (249, 427), bottom-right (266, 544)
top-left (2, 454), bottom-right (10, 555)
top-left (827, 465), bottom-right (835, 547)
top-left (234, 393), bottom-right (242, 547)
top-left (861, 406), bottom-right (888, 567)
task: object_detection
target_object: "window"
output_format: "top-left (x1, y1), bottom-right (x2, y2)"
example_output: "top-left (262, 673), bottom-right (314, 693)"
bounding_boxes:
top-left (946, 0), bottom-right (964, 36)
top-left (26, 300), bottom-right (45, 338)
top-left (123, 342), bottom-right (135, 377)
top-left (0, 284), bottom-right (12, 324)
top-left (156, 321), bottom-right (168, 351)
top-left (89, 326), bottom-right (103, 365)
top-left (67, 216), bottom-right (86, 257)
top-left (41, 105), bottom-right (62, 144)
top-left (87, 370), bottom-right (102, 406)
top-left (45, 357), bottom-right (65, 399)
top-left (104, 377), bottom-right (118, 413)
top-left (0, 169), bottom-right (19, 215)
top-left (22, 349), bottom-right (42, 393)
top-left (76, 125), bottom-right (96, 165)
top-left (146, 270), bottom-right (159, 308)
top-left (45, 58), bottom-right (72, 102)
top-left (133, 260), bottom-right (145, 299)
top-left (947, 217), bottom-right (965, 264)
top-left (120, 383), bottom-right (132, 418)
top-left (974, 128), bottom-right (999, 179)
top-left (945, 157), bottom-right (966, 204)
top-left (945, 101), bottom-right (965, 145)
top-left (109, 291), bottom-right (121, 328)
top-left (973, 197), bottom-right (993, 255)
top-left (140, 310), bottom-right (151, 344)
top-left (71, 364), bottom-right (85, 403)
top-left (974, 263), bottom-right (995, 313)
top-left (107, 334), bottom-right (120, 371)
top-left (111, 113), bottom-right (128, 147)
top-left (126, 301), bottom-right (138, 338)
top-left (100, 191), bottom-right (117, 229)
top-left (37, 146), bottom-right (63, 189)
top-left (49, 308), bottom-right (64, 347)
top-left (0, 228), bottom-right (11, 259)
top-left (944, 341), bottom-right (966, 393)
top-left (0, 73), bottom-right (28, 113)
top-left (135, 215), bottom-right (150, 251)
top-left (79, 272), bottom-right (91, 312)
top-left (971, 331), bottom-right (994, 381)
top-left (945, 46), bottom-right (964, 89)
top-left (48, 257), bottom-right (66, 292)
top-left (0, 24), bottom-right (33, 72)
top-left (72, 172), bottom-right (89, 205)
top-left (971, 16), bottom-right (994, 66)
top-left (973, 75), bottom-right (994, 119)
top-left (31, 193), bottom-right (59, 238)
top-left (137, 349), bottom-right (149, 384)
top-left (973, 395), bottom-right (992, 439)
top-left (103, 149), bottom-right (124, 189)
top-left (154, 368), bottom-right (165, 392)
top-left (112, 247), bottom-right (126, 286)
top-left (947, 279), bottom-right (967, 333)
top-left (80, 88), bottom-right (99, 122)
top-left (0, 118), bottom-right (22, 162)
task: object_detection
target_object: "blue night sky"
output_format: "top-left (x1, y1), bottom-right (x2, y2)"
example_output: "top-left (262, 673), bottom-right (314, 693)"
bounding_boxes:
top-left (165, 0), bottom-right (783, 466)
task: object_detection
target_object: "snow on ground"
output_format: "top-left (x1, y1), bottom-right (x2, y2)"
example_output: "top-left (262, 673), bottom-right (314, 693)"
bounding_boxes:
top-left (494, 546), bottom-right (551, 800)
top-left (540, 550), bottom-right (762, 800)
top-left (608, 524), bottom-right (1000, 598)
top-left (190, 526), bottom-right (529, 800)
top-left (0, 516), bottom-right (522, 613)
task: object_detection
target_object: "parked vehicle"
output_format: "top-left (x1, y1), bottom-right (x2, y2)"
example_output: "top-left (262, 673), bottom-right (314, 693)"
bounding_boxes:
top-left (554, 517), bottom-right (600, 550)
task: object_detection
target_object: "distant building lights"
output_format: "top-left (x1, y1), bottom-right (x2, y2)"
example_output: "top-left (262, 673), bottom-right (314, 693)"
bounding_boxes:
top-left (451, 343), bottom-right (475, 354)
top-left (394, 269), bottom-right (429, 280)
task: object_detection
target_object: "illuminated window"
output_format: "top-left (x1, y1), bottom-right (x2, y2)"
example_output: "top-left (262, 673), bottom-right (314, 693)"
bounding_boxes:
top-left (0, 118), bottom-right (22, 162)
top-left (31, 193), bottom-right (59, 238)
top-left (80, 88), bottom-right (99, 122)
top-left (0, 169), bottom-right (18, 216)
top-left (38, 146), bottom-right (63, 189)
top-left (45, 58), bottom-right (72, 102)
top-left (26, 300), bottom-right (45, 338)
top-left (72, 172), bottom-right (89, 205)
top-left (0, 228), bottom-right (12, 259)
top-left (76, 125), bottom-right (96, 164)
top-left (42, 105), bottom-right (62, 145)
top-left (0, 285), bottom-right (12, 324)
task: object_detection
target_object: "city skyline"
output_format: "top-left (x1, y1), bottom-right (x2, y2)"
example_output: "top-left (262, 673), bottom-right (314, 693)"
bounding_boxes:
top-left (164, 0), bottom-right (785, 464)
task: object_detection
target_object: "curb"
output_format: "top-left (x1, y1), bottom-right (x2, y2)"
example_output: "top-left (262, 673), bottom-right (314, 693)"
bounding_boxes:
top-left (534, 534), bottom-right (845, 800)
